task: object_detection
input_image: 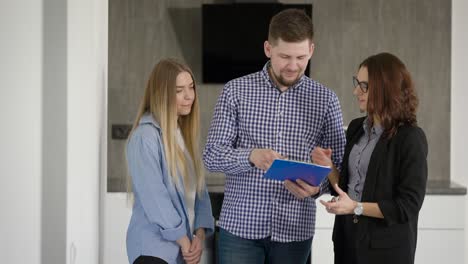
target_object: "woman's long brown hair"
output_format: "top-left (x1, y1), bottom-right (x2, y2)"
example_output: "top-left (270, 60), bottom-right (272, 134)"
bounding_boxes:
top-left (360, 52), bottom-right (419, 138)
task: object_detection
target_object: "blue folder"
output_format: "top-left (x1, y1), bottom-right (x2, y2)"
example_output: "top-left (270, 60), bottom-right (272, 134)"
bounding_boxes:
top-left (263, 159), bottom-right (331, 186)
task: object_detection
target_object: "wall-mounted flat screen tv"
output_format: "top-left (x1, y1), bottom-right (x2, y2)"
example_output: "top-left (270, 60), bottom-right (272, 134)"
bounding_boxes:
top-left (202, 3), bottom-right (313, 83)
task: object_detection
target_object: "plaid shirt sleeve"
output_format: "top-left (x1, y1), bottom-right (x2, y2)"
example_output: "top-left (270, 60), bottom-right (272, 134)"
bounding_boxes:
top-left (203, 83), bottom-right (255, 175)
top-left (314, 92), bottom-right (346, 197)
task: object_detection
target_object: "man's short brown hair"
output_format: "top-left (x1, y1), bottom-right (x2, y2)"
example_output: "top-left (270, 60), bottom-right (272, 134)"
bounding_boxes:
top-left (268, 8), bottom-right (314, 45)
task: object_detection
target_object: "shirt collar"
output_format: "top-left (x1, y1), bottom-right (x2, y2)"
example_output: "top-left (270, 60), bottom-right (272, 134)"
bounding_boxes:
top-left (260, 61), bottom-right (306, 91)
top-left (139, 112), bottom-right (161, 130)
top-left (363, 117), bottom-right (384, 137)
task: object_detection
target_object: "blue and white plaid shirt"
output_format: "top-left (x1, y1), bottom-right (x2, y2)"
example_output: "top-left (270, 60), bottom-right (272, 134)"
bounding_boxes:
top-left (203, 62), bottom-right (346, 242)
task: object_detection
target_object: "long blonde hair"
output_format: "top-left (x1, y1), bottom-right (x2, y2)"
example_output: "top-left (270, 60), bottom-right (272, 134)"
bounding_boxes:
top-left (127, 58), bottom-right (204, 195)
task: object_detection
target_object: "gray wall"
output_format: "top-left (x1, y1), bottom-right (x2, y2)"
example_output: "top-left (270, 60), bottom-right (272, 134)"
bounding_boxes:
top-left (108, 0), bottom-right (450, 191)
top-left (311, 0), bottom-right (450, 184)
top-left (42, 0), bottom-right (67, 262)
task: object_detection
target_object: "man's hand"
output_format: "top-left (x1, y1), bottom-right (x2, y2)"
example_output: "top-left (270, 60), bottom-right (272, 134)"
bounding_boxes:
top-left (249, 149), bottom-right (285, 171)
top-left (284, 179), bottom-right (320, 199)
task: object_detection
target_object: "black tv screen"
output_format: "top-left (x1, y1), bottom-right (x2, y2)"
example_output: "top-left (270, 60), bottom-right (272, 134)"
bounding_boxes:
top-left (202, 3), bottom-right (313, 84)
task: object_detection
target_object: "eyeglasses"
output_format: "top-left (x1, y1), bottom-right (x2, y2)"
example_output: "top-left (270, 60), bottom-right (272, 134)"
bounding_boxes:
top-left (352, 76), bottom-right (368, 93)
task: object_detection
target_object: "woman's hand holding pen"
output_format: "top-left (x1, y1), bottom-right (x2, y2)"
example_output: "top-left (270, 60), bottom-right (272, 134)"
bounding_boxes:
top-left (320, 184), bottom-right (357, 215)
top-left (311, 147), bottom-right (333, 167)
top-left (312, 147), bottom-right (340, 186)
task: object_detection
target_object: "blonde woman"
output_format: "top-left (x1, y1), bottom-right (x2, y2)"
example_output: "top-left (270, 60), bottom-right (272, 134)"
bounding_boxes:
top-left (126, 58), bottom-right (214, 264)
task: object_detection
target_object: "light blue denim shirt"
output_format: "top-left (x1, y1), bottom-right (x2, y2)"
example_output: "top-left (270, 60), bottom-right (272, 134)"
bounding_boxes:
top-left (126, 113), bottom-right (214, 264)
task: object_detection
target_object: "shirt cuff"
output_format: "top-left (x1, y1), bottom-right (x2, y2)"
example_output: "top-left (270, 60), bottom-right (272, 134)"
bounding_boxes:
top-left (311, 177), bottom-right (330, 199)
top-left (159, 219), bottom-right (187, 242)
top-left (237, 148), bottom-right (255, 170)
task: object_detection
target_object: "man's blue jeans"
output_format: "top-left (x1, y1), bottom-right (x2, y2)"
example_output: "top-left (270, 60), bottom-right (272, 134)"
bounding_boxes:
top-left (217, 228), bottom-right (312, 264)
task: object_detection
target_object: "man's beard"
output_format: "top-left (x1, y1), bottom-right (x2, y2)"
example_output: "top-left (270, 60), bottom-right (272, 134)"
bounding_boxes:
top-left (270, 67), bottom-right (303, 87)
top-left (277, 73), bottom-right (301, 87)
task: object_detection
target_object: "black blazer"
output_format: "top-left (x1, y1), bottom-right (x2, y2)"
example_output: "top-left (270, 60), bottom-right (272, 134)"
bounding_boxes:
top-left (332, 117), bottom-right (428, 264)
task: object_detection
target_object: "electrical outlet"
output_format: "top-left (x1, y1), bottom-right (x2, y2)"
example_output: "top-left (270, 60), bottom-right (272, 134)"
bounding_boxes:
top-left (112, 124), bottom-right (132, 140)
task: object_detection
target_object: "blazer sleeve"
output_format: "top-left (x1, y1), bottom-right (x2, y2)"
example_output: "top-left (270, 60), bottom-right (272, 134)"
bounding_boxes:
top-left (126, 126), bottom-right (187, 241)
top-left (193, 186), bottom-right (215, 237)
top-left (378, 127), bottom-right (428, 226)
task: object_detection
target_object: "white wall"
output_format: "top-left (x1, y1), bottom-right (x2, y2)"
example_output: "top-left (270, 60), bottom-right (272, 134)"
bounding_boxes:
top-left (66, 0), bottom-right (106, 263)
top-left (0, 1), bottom-right (42, 263)
top-left (451, 0), bottom-right (468, 259)
top-left (0, 0), bottom-right (104, 263)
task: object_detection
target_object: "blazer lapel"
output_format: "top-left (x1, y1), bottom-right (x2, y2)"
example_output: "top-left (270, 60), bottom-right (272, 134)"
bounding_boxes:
top-left (340, 120), bottom-right (365, 192)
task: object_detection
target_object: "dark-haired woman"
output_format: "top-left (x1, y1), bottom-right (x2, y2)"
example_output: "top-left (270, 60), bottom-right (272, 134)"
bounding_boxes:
top-left (313, 52), bottom-right (428, 264)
